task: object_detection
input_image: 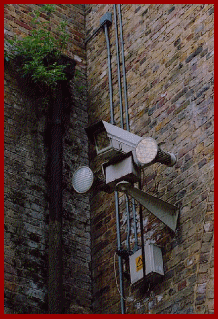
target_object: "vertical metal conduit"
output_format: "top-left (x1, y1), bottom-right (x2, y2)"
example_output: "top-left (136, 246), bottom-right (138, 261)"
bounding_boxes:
top-left (125, 194), bottom-right (130, 251)
top-left (104, 23), bottom-right (115, 125)
top-left (103, 5), bottom-right (144, 314)
top-left (102, 13), bottom-right (125, 313)
top-left (138, 179), bottom-right (146, 279)
top-left (118, 4), bottom-right (130, 132)
top-left (114, 3), bottom-right (131, 268)
top-left (114, 4), bottom-right (124, 129)
top-left (115, 191), bottom-right (125, 314)
top-left (132, 197), bottom-right (139, 252)
top-left (117, 4), bottom-right (139, 250)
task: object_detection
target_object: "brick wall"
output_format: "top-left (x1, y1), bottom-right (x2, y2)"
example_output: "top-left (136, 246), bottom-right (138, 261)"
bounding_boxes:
top-left (4, 4), bottom-right (91, 314)
top-left (85, 4), bottom-right (214, 314)
top-left (4, 3), bottom-right (214, 314)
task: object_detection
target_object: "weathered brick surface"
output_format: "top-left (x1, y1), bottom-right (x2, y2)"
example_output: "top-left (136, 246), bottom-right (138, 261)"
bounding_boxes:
top-left (86, 4), bottom-right (214, 314)
top-left (4, 3), bottom-right (214, 315)
top-left (4, 4), bottom-right (91, 314)
top-left (4, 67), bottom-right (49, 313)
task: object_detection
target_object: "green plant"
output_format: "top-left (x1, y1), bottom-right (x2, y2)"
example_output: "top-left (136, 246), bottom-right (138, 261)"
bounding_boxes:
top-left (4, 4), bottom-right (70, 88)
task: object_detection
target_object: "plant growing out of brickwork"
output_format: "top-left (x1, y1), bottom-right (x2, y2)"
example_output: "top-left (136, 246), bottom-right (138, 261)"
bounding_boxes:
top-left (4, 4), bottom-right (70, 89)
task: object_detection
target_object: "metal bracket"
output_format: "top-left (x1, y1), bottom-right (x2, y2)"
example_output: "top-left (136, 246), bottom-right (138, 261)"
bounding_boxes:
top-left (100, 12), bottom-right (112, 27)
top-left (116, 181), bottom-right (179, 232)
top-left (116, 248), bottom-right (133, 260)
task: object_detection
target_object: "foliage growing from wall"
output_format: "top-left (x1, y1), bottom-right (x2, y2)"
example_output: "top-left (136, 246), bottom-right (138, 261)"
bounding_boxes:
top-left (4, 4), bottom-right (70, 88)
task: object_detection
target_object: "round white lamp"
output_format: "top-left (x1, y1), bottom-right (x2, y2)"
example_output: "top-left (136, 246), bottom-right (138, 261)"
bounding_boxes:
top-left (72, 166), bottom-right (94, 194)
top-left (135, 137), bottom-right (177, 167)
top-left (135, 137), bottom-right (158, 165)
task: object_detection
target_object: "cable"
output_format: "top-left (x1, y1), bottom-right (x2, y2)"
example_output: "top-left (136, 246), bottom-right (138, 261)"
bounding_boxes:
top-left (113, 252), bottom-right (151, 304)
top-left (113, 252), bottom-right (127, 301)
top-left (85, 25), bottom-right (103, 45)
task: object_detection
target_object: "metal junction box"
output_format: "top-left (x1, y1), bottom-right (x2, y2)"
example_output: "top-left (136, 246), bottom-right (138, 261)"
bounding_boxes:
top-left (100, 12), bottom-right (112, 27)
top-left (129, 243), bottom-right (164, 285)
top-left (103, 154), bottom-right (140, 189)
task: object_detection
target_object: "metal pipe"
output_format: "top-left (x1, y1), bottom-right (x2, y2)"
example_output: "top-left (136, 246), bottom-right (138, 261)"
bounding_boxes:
top-left (118, 4), bottom-right (130, 132)
top-left (113, 7), bottom-right (126, 313)
top-left (125, 195), bottom-right (130, 251)
top-left (115, 191), bottom-right (125, 314)
top-left (131, 197), bottom-right (138, 248)
top-left (138, 179), bottom-right (146, 279)
top-left (114, 4), bottom-right (124, 129)
top-left (117, 4), bottom-right (139, 254)
top-left (102, 14), bottom-right (125, 313)
top-left (132, 197), bottom-right (139, 252)
top-left (104, 23), bottom-right (115, 125)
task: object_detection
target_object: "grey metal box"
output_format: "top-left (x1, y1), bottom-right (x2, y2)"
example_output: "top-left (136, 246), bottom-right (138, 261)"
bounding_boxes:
top-left (129, 243), bottom-right (164, 285)
top-left (104, 154), bottom-right (140, 188)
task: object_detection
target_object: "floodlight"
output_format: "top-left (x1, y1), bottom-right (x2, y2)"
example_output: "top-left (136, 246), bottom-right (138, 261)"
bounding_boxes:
top-left (85, 120), bottom-right (176, 167)
top-left (135, 137), bottom-right (158, 165)
top-left (135, 138), bottom-right (177, 167)
top-left (72, 166), bottom-right (94, 194)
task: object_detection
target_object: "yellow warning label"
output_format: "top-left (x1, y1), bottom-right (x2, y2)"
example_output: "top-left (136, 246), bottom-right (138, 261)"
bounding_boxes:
top-left (136, 255), bottom-right (143, 272)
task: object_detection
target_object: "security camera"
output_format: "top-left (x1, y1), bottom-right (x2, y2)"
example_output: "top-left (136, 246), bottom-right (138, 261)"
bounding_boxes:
top-left (85, 120), bottom-right (176, 167)
top-left (72, 121), bottom-right (178, 232)
top-left (85, 120), bottom-right (142, 162)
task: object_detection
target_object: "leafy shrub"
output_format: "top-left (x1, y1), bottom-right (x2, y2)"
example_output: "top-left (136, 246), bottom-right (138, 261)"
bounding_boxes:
top-left (4, 4), bottom-right (70, 88)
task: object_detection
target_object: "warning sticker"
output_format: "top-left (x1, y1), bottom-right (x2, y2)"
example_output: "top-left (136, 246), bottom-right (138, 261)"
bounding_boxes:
top-left (136, 255), bottom-right (143, 272)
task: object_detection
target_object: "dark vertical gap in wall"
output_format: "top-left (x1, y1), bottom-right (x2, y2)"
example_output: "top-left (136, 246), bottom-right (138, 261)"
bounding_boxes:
top-left (44, 59), bottom-right (76, 314)
top-left (48, 82), bottom-right (64, 314)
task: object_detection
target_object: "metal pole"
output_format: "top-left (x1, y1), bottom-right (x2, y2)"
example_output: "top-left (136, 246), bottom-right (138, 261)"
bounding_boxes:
top-left (114, 4), bottom-right (124, 129)
top-left (117, 5), bottom-right (138, 252)
top-left (115, 191), bottom-right (125, 314)
top-left (102, 13), bottom-right (125, 313)
top-left (132, 197), bottom-right (139, 252)
top-left (113, 7), bottom-right (126, 313)
top-left (104, 23), bottom-right (115, 125)
top-left (138, 179), bottom-right (146, 279)
top-left (118, 4), bottom-right (130, 132)
top-left (125, 195), bottom-right (130, 251)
